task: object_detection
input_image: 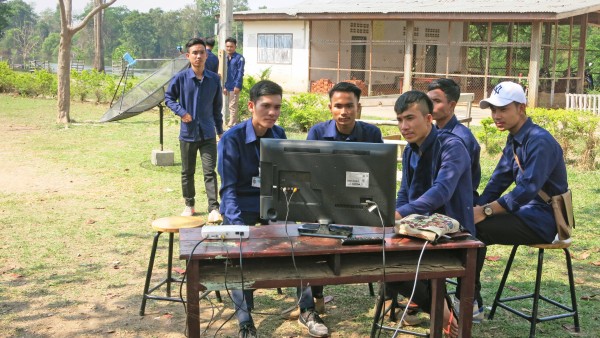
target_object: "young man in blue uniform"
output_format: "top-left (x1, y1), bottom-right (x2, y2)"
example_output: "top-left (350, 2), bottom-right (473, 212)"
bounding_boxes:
top-left (382, 91), bottom-right (474, 337)
top-left (307, 81), bottom-right (383, 143)
top-left (427, 78), bottom-right (481, 202)
top-left (204, 37), bottom-right (219, 74)
top-left (218, 80), bottom-right (329, 338)
top-left (165, 37), bottom-right (223, 223)
top-left (462, 81), bottom-right (569, 322)
top-left (222, 37), bottom-right (245, 127)
top-left (289, 81), bottom-right (382, 320)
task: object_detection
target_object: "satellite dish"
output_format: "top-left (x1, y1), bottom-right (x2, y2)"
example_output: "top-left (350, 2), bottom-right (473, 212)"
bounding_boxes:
top-left (100, 54), bottom-right (189, 122)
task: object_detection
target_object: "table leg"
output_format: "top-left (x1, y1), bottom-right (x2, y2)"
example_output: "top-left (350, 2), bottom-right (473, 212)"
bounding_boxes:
top-left (430, 278), bottom-right (444, 338)
top-left (458, 247), bottom-right (476, 338)
top-left (187, 260), bottom-right (200, 338)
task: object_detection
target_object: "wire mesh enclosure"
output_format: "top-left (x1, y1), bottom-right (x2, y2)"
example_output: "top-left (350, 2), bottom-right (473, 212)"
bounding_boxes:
top-left (308, 17), bottom-right (589, 106)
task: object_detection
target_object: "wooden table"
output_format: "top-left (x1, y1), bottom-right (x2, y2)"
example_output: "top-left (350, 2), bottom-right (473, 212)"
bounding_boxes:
top-left (180, 224), bottom-right (483, 338)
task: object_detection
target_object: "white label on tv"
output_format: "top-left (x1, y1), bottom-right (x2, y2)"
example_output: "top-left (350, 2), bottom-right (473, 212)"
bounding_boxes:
top-left (346, 172), bottom-right (369, 188)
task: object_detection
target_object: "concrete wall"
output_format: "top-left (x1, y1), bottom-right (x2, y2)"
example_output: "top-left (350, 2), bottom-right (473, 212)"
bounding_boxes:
top-left (243, 21), bottom-right (310, 93)
top-left (243, 19), bottom-right (464, 93)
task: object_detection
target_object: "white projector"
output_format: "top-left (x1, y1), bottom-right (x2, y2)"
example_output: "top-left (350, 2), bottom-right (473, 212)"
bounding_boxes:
top-left (201, 225), bottom-right (250, 239)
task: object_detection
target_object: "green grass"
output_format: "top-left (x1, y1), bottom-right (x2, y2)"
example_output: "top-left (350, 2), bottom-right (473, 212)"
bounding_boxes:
top-left (0, 95), bottom-right (598, 337)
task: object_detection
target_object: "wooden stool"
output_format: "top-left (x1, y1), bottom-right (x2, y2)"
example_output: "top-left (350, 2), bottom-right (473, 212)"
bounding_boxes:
top-left (140, 216), bottom-right (206, 315)
top-left (488, 238), bottom-right (580, 337)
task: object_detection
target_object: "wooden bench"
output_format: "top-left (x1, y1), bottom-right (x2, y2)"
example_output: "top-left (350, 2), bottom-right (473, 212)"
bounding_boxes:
top-left (358, 92), bottom-right (475, 128)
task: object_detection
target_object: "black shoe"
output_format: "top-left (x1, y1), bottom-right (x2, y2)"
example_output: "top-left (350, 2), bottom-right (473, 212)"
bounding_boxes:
top-left (238, 321), bottom-right (257, 338)
top-left (298, 309), bottom-right (329, 337)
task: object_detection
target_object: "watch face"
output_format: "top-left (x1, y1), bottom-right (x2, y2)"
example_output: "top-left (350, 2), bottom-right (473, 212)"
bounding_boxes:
top-left (484, 206), bottom-right (493, 216)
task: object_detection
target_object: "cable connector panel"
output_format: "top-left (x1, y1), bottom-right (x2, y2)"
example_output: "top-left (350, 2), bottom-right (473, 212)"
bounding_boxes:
top-left (201, 225), bottom-right (250, 239)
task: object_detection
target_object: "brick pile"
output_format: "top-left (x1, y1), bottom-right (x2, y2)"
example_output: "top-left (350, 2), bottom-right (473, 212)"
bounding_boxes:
top-left (343, 79), bottom-right (368, 97)
top-left (310, 79), bottom-right (334, 94)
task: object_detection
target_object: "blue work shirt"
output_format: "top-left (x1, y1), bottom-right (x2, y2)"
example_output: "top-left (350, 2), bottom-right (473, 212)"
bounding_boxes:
top-left (205, 49), bottom-right (219, 74)
top-left (218, 119), bottom-right (287, 225)
top-left (477, 118), bottom-right (568, 243)
top-left (440, 115), bottom-right (481, 202)
top-left (307, 120), bottom-right (383, 143)
top-left (224, 52), bottom-right (245, 91)
top-left (165, 67), bottom-right (223, 142)
top-left (396, 127), bottom-right (475, 235)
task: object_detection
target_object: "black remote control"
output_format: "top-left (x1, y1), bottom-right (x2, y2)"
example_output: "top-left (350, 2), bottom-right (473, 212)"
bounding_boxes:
top-left (341, 236), bottom-right (384, 245)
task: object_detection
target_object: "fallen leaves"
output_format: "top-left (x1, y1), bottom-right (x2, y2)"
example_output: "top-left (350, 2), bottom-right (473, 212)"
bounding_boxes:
top-left (173, 267), bottom-right (186, 275)
top-left (485, 255), bottom-right (501, 261)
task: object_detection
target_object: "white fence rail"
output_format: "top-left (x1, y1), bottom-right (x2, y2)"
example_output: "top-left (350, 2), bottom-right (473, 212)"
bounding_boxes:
top-left (566, 94), bottom-right (600, 115)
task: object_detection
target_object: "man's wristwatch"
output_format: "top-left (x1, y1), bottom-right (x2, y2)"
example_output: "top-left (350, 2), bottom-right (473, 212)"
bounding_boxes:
top-left (483, 204), bottom-right (494, 217)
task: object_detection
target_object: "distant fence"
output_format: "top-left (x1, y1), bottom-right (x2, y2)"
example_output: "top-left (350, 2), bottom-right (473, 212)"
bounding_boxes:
top-left (566, 94), bottom-right (600, 115)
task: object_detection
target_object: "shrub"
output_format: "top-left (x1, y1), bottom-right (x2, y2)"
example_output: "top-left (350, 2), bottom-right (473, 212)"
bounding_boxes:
top-left (31, 69), bottom-right (57, 97)
top-left (70, 69), bottom-right (89, 102)
top-left (0, 61), bottom-right (15, 92)
top-left (12, 72), bottom-right (37, 97)
top-left (475, 117), bottom-right (506, 155)
top-left (279, 92), bottom-right (330, 132)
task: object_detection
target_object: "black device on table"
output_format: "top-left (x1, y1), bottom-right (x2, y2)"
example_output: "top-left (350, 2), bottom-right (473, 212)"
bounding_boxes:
top-left (297, 223), bottom-right (353, 239)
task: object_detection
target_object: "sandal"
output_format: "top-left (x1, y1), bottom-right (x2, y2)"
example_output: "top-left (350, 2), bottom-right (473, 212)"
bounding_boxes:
top-left (443, 308), bottom-right (459, 338)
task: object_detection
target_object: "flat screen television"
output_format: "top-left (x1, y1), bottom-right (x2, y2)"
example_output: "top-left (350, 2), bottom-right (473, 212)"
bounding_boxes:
top-left (259, 139), bottom-right (397, 227)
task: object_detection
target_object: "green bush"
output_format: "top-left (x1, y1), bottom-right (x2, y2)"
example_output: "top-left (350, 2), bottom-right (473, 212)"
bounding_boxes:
top-left (70, 69), bottom-right (89, 102)
top-left (475, 108), bottom-right (600, 169)
top-left (0, 61), bottom-right (15, 92)
top-left (31, 69), bottom-right (57, 97)
top-left (13, 72), bottom-right (38, 97)
top-left (529, 108), bottom-right (600, 170)
top-left (279, 92), bottom-right (330, 132)
top-left (475, 117), bottom-right (506, 155)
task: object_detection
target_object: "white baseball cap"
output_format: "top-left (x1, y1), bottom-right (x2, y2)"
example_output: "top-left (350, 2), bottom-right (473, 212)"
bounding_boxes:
top-left (479, 81), bottom-right (527, 109)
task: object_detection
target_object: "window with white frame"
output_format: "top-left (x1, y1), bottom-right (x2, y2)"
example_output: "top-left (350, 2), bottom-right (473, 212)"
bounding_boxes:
top-left (257, 33), bottom-right (292, 64)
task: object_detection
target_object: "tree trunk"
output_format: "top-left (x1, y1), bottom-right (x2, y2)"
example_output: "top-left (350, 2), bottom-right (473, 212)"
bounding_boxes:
top-left (57, 30), bottom-right (72, 124)
top-left (56, 0), bottom-right (116, 124)
top-left (93, 0), bottom-right (104, 71)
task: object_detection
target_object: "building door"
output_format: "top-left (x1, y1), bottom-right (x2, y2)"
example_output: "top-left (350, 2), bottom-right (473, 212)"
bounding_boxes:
top-left (351, 36), bottom-right (366, 81)
top-left (425, 45), bottom-right (438, 73)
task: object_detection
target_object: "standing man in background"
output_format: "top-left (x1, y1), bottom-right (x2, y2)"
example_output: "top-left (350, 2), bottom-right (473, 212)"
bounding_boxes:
top-left (223, 37), bottom-right (245, 127)
top-left (427, 78), bottom-right (481, 203)
top-left (204, 37), bottom-right (219, 74)
top-left (164, 38), bottom-right (223, 223)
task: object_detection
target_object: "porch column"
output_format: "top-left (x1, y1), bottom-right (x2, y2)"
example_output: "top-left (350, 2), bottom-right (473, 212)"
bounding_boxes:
top-left (403, 20), bottom-right (414, 93)
top-left (577, 14), bottom-right (588, 93)
top-left (528, 21), bottom-right (542, 107)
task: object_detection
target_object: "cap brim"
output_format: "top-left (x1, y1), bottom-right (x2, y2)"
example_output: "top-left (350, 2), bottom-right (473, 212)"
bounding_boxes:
top-left (479, 96), bottom-right (514, 109)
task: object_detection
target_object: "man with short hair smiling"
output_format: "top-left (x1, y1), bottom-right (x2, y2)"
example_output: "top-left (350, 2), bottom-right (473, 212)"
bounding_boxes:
top-left (379, 90), bottom-right (474, 337)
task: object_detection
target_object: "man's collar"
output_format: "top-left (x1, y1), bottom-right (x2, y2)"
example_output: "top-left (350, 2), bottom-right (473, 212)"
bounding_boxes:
top-left (244, 119), bottom-right (273, 144)
top-left (509, 117), bottom-right (533, 145)
top-left (409, 126), bottom-right (437, 154)
top-left (440, 115), bottom-right (459, 131)
top-left (324, 120), bottom-right (360, 140)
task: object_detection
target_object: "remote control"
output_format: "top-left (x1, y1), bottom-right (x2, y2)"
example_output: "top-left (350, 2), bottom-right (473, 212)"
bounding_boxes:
top-left (341, 236), bottom-right (385, 245)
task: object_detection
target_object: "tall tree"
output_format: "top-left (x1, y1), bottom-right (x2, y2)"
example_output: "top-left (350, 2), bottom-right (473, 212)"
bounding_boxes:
top-left (93, 0), bottom-right (105, 71)
top-left (0, 0), bottom-right (10, 39)
top-left (57, 0), bottom-right (116, 124)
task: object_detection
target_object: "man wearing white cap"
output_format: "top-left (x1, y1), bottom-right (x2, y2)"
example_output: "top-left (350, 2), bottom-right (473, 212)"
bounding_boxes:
top-left (454, 81), bottom-right (569, 321)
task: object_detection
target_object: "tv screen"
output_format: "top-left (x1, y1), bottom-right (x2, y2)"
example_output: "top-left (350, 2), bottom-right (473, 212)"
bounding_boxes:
top-left (259, 139), bottom-right (397, 227)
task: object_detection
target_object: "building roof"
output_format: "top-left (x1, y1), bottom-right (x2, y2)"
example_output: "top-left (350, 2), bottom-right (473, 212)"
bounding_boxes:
top-left (235, 0), bottom-right (600, 22)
